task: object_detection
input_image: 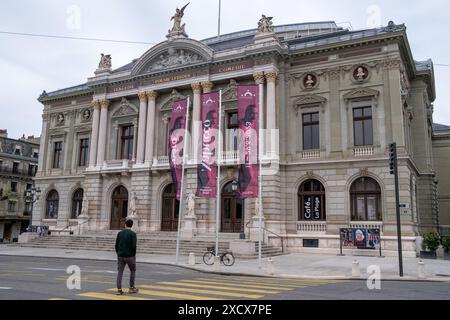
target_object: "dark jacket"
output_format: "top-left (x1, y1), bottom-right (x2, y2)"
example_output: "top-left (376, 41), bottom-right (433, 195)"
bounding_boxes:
top-left (115, 229), bottom-right (137, 258)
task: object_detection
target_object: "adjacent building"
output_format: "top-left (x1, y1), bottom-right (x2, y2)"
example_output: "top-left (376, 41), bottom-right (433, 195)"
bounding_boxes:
top-left (31, 13), bottom-right (442, 256)
top-left (0, 130), bottom-right (40, 242)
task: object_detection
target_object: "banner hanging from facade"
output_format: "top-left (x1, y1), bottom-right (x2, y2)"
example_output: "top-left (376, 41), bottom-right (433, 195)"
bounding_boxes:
top-left (196, 92), bottom-right (220, 198)
top-left (237, 85), bottom-right (259, 199)
top-left (168, 98), bottom-right (188, 200)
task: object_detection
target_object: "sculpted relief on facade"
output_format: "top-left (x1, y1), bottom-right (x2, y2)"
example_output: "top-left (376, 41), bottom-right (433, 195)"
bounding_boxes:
top-left (146, 48), bottom-right (204, 72)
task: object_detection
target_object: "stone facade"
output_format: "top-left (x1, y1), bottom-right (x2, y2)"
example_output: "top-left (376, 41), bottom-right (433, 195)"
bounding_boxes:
top-left (0, 132), bottom-right (40, 242)
top-left (32, 18), bottom-right (439, 256)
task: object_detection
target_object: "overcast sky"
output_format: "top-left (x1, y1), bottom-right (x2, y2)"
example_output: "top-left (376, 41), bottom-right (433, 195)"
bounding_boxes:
top-left (0, 0), bottom-right (449, 139)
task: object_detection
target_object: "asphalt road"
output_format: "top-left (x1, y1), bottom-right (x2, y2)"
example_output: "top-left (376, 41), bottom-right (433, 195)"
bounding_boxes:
top-left (0, 256), bottom-right (449, 300)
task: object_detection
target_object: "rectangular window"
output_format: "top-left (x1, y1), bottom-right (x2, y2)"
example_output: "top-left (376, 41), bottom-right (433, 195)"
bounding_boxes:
top-left (353, 107), bottom-right (373, 146)
top-left (12, 162), bottom-right (19, 174)
top-left (302, 113), bottom-right (320, 150)
top-left (120, 125), bottom-right (134, 160)
top-left (79, 138), bottom-right (90, 167)
top-left (53, 142), bottom-right (62, 168)
top-left (11, 181), bottom-right (18, 193)
top-left (33, 152), bottom-right (39, 158)
top-left (227, 112), bottom-right (239, 152)
top-left (8, 201), bottom-right (16, 212)
top-left (14, 148), bottom-right (21, 155)
top-left (28, 164), bottom-right (35, 177)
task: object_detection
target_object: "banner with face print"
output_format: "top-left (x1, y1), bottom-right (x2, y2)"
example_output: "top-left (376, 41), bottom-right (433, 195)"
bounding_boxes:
top-left (196, 92), bottom-right (220, 198)
top-left (238, 85), bottom-right (259, 199)
top-left (168, 98), bottom-right (188, 200)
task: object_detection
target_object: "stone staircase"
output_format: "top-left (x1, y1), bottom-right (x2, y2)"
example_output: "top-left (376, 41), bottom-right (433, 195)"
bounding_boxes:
top-left (19, 231), bottom-right (286, 259)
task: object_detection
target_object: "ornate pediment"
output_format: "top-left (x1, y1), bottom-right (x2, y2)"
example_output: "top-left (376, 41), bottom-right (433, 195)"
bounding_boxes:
top-left (222, 79), bottom-right (238, 102)
top-left (159, 90), bottom-right (188, 112)
top-left (343, 88), bottom-right (380, 102)
top-left (293, 94), bottom-right (327, 115)
top-left (131, 39), bottom-right (213, 76)
top-left (112, 98), bottom-right (138, 118)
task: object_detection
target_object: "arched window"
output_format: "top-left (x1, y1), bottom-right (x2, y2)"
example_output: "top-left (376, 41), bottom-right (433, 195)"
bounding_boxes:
top-left (161, 184), bottom-right (179, 232)
top-left (298, 180), bottom-right (326, 221)
top-left (350, 177), bottom-right (381, 221)
top-left (46, 190), bottom-right (59, 219)
top-left (71, 189), bottom-right (84, 219)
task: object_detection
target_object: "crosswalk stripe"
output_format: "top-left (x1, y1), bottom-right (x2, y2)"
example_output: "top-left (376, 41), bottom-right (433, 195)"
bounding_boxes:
top-left (48, 298), bottom-right (70, 300)
top-left (215, 276), bottom-right (342, 286)
top-left (106, 288), bottom-right (222, 300)
top-left (179, 279), bottom-right (294, 291)
top-left (139, 285), bottom-right (264, 299)
top-left (158, 282), bottom-right (281, 294)
top-left (196, 278), bottom-right (301, 289)
top-left (79, 292), bottom-right (152, 300)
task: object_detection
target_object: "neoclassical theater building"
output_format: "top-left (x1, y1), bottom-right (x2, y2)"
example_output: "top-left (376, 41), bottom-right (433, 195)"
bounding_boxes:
top-left (32, 13), bottom-right (439, 256)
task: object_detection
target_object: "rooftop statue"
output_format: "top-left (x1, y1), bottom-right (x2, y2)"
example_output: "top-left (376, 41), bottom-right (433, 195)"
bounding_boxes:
top-left (98, 53), bottom-right (112, 70)
top-left (169, 3), bottom-right (190, 36)
top-left (258, 15), bottom-right (274, 33)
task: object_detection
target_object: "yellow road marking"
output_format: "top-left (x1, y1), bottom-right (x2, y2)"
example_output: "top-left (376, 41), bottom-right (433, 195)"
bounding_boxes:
top-left (106, 288), bottom-right (222, 300)
top-left (139, 285), bottom-right (263, 299)
top-left (180, 279), bottom-right (294, 291)
top-left (196, 278), bottom-right (301, 289)
top-left (79, 292), bottom-right (152, 300)
top-left (158, 282), bottom-right (280, 294)
top-left (216, 276), bottom-right (343, 286)
top-left (48, 298), bottom-right (70, 300)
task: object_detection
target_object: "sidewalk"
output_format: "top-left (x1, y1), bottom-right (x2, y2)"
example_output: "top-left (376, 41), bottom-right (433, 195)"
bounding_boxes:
top-left (1, 245), bottom-right (449, 282)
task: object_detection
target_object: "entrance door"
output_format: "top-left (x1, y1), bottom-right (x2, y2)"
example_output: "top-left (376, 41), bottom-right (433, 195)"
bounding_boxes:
top-left (3, 223), bottom-right (12, 242)
top-left (161, 184), bottom-right (180, 231)
top-left (221, 182), bottom-right (244, 233)
top-left (110, 186), bottom-right (129, 230)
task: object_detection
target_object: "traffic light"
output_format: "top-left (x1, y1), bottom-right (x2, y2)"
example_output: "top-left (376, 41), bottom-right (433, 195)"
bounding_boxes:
top-left (389, 143), bottom-right (396, 175)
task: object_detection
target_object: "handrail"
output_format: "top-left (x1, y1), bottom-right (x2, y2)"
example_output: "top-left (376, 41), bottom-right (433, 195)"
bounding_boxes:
top-left (247, 224), bottom-right (286, 253)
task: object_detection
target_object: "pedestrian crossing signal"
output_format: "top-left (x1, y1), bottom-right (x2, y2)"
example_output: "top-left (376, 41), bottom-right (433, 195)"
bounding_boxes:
top-left (389, 143), bottom-right (396, 175)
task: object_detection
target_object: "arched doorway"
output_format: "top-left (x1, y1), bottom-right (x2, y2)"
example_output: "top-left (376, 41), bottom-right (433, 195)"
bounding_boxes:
top-left (161, 184), bottom-right (179, 232)
top-left (110, 186), bottom-right (128, 230)
top-left (71, 188), bottom-right (84, 219)
top-left (221, 181), bottom-right (244, 233)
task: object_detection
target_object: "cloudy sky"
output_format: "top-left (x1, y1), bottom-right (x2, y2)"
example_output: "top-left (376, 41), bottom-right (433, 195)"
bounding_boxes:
top-left (0, 0), bottom-right (449, 139)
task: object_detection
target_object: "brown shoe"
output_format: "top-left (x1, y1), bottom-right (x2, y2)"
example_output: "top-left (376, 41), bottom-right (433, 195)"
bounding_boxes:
top-left (128, 287), bottom-right (139, 294)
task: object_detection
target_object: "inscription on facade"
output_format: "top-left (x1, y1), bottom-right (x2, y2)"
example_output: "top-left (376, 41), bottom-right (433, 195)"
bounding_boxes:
top-left (211, 62), bottom-right (254, 75)
top-left (110, 83), bottom-right (138, 93)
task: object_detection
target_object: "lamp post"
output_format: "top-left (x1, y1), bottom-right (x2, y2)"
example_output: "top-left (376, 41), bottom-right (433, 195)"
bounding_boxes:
top-left (24, 187), bottom-right (41, 230)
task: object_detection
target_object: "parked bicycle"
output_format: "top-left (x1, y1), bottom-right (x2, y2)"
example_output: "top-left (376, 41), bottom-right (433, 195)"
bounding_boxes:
top-left (203, 247), bottom-right (235, 266)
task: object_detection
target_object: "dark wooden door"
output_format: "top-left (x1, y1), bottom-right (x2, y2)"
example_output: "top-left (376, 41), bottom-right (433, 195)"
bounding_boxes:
top-left (3, 223), bottom-right (12, 242)
top-left (161, 184), bottom-right (179, 231)
top-left (110, 186), bottom-right (128, 230)
top-left (221, 182), bottom-right (244, 233)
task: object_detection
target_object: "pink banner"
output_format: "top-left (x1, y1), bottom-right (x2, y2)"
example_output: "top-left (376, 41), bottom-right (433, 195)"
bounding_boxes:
top-left (168, 98), bottom-right (188, 200)
top-left (238, 85), bottom-right (259, 199)
top-left (196, 92), bottom-right (220, 198)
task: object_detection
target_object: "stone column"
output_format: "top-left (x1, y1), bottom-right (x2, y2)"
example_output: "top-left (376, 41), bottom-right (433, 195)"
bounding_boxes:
top-left (191, 83), bottom-right (202, 163)
top-left (96, 99), bottom-right (110, 167)
top-left (265, 72), bottom-right (277, 155)
top-left (37, 111), bottom-right (50, 174)
top-left (145, 91), bottom-right (158, 165)
top-left (136, 92), bottom-right (148, 164)
top-left (254, 72), bottom-right (266, 155)
top-left (88, 100), bottom-right (101, 168)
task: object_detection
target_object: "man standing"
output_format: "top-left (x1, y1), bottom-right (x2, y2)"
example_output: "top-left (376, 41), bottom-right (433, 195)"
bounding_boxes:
top-left (115, 219), bottom-right (139, 295)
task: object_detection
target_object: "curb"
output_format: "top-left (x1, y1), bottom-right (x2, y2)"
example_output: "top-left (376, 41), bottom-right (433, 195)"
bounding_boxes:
top-left (1, 252), bottom-right (449, 283)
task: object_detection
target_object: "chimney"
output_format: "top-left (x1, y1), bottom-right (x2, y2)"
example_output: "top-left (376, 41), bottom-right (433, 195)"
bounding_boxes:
top-left (0, 129), bottom-right (7, 138)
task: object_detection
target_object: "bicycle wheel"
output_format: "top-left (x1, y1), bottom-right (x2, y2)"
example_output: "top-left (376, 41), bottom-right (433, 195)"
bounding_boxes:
top-left (203, 252), bottom-right (215, 265)
top-left (221, 252), bottom-right (235, 266)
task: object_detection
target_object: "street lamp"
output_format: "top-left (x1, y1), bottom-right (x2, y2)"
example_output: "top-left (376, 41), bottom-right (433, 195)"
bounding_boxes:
top-left (25, 187), bottom-right (41, 204)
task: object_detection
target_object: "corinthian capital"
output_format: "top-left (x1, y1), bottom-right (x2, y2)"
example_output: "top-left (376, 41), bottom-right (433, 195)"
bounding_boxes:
top-left (99, 99), bottom-right (110, 109)
top-left (191, 82), bottom-right (202, 94)
top-left (265, 71), bottom-right (278, 83)
top-left (138, 92), bottom-right (148, 102)
top-left (253, 72), bottom-right (265, 84)
top-left (146, 91), bottom-right (159, 101)
top-left (91, 100), bottom-right (101, 110)
top-left (201, 81), bottom-right (214, 93)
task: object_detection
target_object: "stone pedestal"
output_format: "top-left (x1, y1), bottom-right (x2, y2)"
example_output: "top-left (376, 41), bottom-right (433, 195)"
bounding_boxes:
top-left (181, 216), bottom-right (197, 240)
top-left (127, 216), bottom-right (140, 233)
top-left (18, 232), bottom-right (39, 243)
top-left (254, 32), bottom-right (278, 45)
top-left (230, 240), bottom-right (256, 256)
top-left (77, 215), bottom-right (90, 235)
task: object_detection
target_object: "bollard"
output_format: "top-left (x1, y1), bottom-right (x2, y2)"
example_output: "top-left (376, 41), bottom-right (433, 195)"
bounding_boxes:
top-left (188, 253), bottom-right (196, 266)
top-left (266, 258), bottom-right (274, 275)
top-left (418, 260), bottom-right (426, 279)
top-left (213, 256), bottom-right (221, 272)
top-left (352, 260), bottom-right (361, 278)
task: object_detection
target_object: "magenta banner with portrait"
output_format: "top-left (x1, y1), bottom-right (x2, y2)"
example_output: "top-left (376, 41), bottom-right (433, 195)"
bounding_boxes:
top-left (168, 98), bottom-right (188, 200)
top-left (196, 92), bottom-right (220, 198)
top-left (237, 85), bottom-right (259, 199)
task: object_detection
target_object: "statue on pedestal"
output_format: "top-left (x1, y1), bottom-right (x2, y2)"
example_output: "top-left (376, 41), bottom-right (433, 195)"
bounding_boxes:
top-left (167, 3), bottom-right (190, 38)
top-left (258, 15), bottom-right (274, 33)
top-left (129, 192), bottom-right (138, 218)
top-left (186, 193), bottom-right (196, 218)
top-left (79, 196), bottom-right (89, 219)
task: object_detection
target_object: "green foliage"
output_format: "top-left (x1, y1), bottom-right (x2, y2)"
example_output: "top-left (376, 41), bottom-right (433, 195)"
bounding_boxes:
top-left (441, 236), bottom-right (450, 253)
top-left (422, 232), bottom-right (441, 251)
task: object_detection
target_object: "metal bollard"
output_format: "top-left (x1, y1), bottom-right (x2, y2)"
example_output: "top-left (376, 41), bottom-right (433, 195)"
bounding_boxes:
top-left (188, 253), bottom-right (196, 266)
top-left (352, 260), bottom-right (361, 278)
top-left (418, 260), bottom-right (426, 279)
top-left (266, 258), bottom-right (275, 275)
